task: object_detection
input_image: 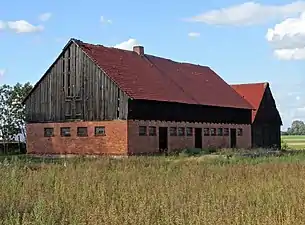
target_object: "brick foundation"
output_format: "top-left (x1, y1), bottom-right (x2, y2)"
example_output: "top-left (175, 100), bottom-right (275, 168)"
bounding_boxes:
top-left (26, 120), bottom-right (128, 155)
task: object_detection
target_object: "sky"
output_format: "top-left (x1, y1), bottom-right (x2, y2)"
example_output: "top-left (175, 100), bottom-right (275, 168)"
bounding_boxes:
top-left (1, 0), bottom-right (305, 130)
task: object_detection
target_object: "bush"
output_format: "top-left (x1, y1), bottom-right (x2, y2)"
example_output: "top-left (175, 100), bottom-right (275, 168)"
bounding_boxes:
top-left (177, 147), bottom-right (218, 157)
top-left (180, 148), bottom-right (203, 156)
top-left (281, 139), bottom-right (290, 150)
top-left (0, 142), bottom-right (26, 155)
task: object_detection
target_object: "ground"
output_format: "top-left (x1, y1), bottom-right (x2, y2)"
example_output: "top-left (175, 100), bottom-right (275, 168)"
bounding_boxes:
top-left (282, 135), bottom-right (305, 149)
top-left (1, 150), bottom-right (305, 224)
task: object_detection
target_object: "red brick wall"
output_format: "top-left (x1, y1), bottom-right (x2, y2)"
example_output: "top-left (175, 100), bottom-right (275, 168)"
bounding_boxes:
top-left (27, 120), bottom-right (251, 156)
top-left (26, 120), bottom-right (128, 155)
top-left (127, 120), bottom-right (251, 154)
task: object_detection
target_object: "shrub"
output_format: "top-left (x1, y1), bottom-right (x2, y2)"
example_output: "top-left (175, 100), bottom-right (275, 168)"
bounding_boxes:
top-left (281, 139), bottom-right (290, 150)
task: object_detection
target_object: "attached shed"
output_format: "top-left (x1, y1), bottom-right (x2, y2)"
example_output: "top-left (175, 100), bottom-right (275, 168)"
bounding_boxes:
top-left (231, 82), bottom-right (282, 149)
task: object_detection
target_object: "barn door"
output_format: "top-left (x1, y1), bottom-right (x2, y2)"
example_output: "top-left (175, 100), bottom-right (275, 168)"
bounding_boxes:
top-left (195, 128), bottom-right (202, 148)
top-left (159, 127), bottom-right (168, 153)
top-left (230, 128), bottom-right (237, 148)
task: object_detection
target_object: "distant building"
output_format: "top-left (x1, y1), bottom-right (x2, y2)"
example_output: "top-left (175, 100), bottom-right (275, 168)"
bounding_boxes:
top-left (22, 38), bottom-right (281, 155)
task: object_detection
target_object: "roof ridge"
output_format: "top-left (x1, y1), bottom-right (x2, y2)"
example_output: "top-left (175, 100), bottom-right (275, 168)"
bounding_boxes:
top-left (74, 38), bottom-right (213, 69)
top-left (146, 54), bottom-right (210, 69)
top-left (74, 38), bottom-right (138, 55)
top-left (231, 82), bottom-right (268, 86)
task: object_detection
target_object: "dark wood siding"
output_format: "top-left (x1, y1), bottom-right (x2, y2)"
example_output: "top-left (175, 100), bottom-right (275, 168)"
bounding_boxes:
top-left (252, 124), bottom-right (281, 149)
top-left (252, 86), bottom-right (282, 148)
top-left (128, 99), bottom-right (252, 124)
top-left (25, 42), bottom-right (129, 123)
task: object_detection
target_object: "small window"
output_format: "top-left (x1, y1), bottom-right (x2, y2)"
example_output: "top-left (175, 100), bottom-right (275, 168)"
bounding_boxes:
top-left (204, 128), bottom-right (210, 136)
top-left (77, 127), bottom-right (88, 137)
top-left (139, 126), bottom-right (147, 136)
top-left (170, 127), bottom-right (177, 136)
top-left (44, 128), bottom-right (54, 137)
top-left (178, 127), bottom-right (185, 136)
top-left (210, 128), bottom-right (216, 136)
top-left (217, 128), bottom-right (223, 136)
top-left (61, 127), bottom-right (71, 137)
top-left (186, 127), bottom-right (193, 136)
top-left (237, 128), bottom-right (243, 136)
top-left (149, 126), bottom-right (157, 136)
top-left (224, 128), bottom-right (229, 136)
top-left (95, 126), bottom-right (106, 136)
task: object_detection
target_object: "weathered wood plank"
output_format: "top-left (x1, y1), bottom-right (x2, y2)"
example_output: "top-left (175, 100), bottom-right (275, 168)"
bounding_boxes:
top-left (75, 46), bottom-right (80, 98)
top-left (90, 58), bottom-right (94, 120)
top-left (71, 43), bottom-right (76, 97)
top-left (83, 55), bottom-right (88, 120)
top-left (95, 67), bottom-right (99, 120)
top-left (64, 48), bottom-right (68, 97)
top-left (24, 41), bottom-right (130, 123)
top-left (51, 64), bottom-right (55, 120)
top-left (48, 68), bottom-right (52, 120)
top-left (55, 57), bottom-right (61, 121)
top-left (104, 76), bottom-right (109, 120)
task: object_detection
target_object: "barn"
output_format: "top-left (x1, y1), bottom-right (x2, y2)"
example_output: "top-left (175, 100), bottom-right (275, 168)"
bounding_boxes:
top-left (231, 83), bottom-right (282, 149)
top-left (23, 38), bottom-right (254, 155)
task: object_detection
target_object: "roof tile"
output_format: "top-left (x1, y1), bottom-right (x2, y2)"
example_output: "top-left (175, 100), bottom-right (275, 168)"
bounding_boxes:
top-left (231, 82), bottom-right (267, 122)
top-left (76, 40), bottom-right (252, 109)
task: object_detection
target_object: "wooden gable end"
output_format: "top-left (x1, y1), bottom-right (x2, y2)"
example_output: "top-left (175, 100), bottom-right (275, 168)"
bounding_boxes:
top-left (24, 40), bottom-right (129, 123)
top-left (253, 85), bottom-right (282, 125)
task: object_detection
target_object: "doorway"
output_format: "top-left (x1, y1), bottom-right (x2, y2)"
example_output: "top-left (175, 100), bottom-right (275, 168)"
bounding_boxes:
top-left (230, 128), bottom-right (237, 148)
top-left (195, 128), bottom-right (202, 148)
top-left (159, 127), bottom-right (168, 153)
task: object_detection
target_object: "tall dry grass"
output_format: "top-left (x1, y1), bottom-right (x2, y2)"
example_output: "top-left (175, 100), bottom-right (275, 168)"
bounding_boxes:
top-left (1, 155), bottom-right (305, 224)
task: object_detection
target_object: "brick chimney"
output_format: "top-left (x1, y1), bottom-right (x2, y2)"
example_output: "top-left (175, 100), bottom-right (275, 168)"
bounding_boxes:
top-left (133, 46), bottom-right (144, 56)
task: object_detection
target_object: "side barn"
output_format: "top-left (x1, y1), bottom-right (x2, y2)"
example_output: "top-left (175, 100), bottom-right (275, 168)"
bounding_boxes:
top-left (23, 38), bottom-right (254, 155)
top-left (231, 82), bottom-right (282, 149)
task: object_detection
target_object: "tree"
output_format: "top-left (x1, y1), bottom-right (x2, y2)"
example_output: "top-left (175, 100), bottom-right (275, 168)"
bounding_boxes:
top-left (0, 82), bottom-right (32, 153)
top-left (9, 82), bottom-right (32, 141)
top-left (286, 120), bottom-right (305, 135)
top-left (0, 85), bottom-right (14, 139)
top-left (0, 84), bottom-right (14, 153)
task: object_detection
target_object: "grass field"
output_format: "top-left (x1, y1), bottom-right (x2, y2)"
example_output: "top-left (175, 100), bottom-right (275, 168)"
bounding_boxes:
top-left (2, 152), bottom-right (305, 224)
top-left (282, 135), bottom-right (305, 149)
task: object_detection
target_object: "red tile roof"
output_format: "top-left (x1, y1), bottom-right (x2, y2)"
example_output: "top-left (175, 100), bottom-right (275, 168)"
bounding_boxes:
top-left (231, 82), bottom-right (267, 122)
top-left (76, 40), bottom-right (253, 109)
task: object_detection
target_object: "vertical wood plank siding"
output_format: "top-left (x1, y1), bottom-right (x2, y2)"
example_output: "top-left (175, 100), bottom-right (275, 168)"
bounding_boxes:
top-left (25, 42), bottom-right (129, 123)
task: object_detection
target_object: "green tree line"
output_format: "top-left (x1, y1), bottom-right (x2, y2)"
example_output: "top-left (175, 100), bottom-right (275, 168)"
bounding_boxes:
top-left (282, 120), bottom-right (305, 135)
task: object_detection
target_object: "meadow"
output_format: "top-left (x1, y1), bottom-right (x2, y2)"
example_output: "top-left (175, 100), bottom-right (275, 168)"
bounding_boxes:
top-left (282, 135), bottom-right (305, 150)
top-left (2, 152), bottom-right (305, 224)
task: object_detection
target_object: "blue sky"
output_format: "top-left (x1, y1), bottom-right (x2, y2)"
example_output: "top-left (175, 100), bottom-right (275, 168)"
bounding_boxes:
top-left (1, 0), bottom-right (305, 129)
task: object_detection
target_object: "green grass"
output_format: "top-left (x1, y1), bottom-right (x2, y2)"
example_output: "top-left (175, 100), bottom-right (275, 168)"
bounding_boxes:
top-left (282, 135), bottom-right (305, 139)
top-left (282, 135), bottom-right (305, 150)
top-left (282, 139), bottom-right (305, 143)
top-left (2, 152), bottom-right (305, 224)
